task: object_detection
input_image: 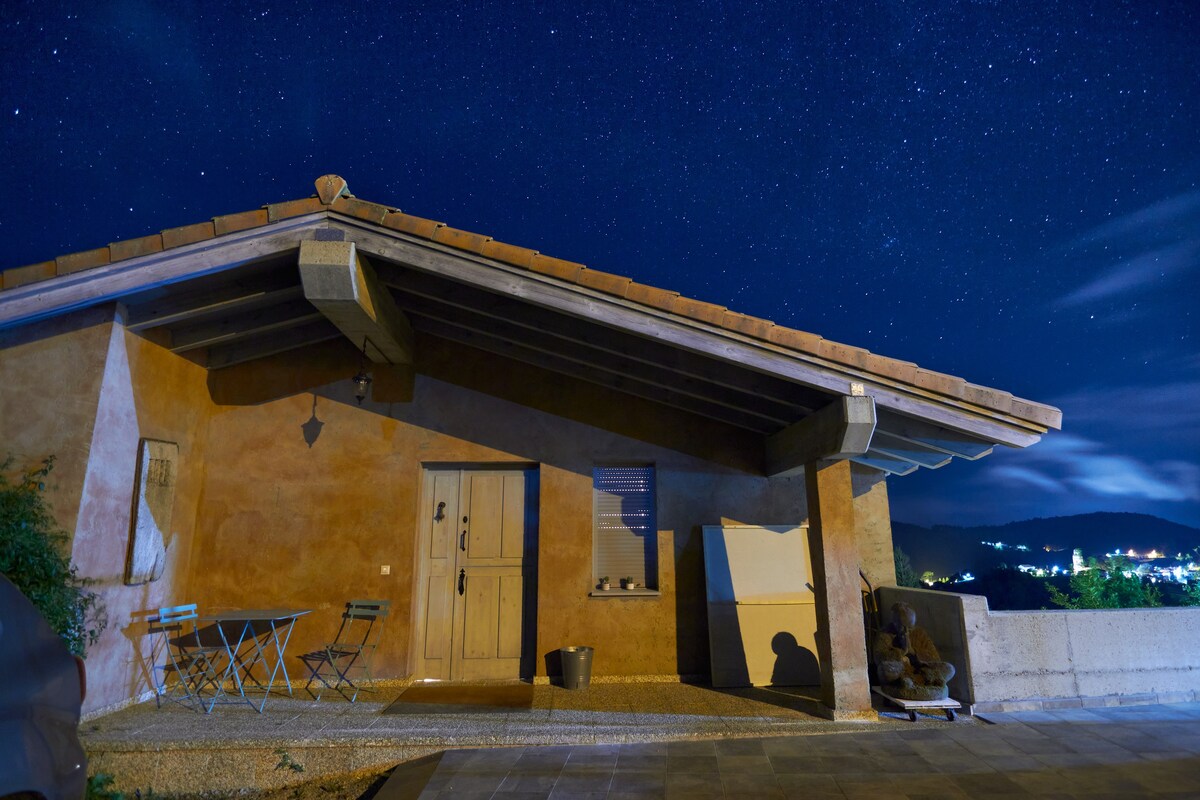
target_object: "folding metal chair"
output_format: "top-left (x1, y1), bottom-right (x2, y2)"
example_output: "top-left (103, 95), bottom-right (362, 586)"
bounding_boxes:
top-left (301, 599), bottom-right (390, 702)
top-left (155, 603), bottom-right (223, 712)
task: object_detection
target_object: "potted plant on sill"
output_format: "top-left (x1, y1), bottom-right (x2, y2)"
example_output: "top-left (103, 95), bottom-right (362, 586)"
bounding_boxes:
top-left (623, 577), bottom-right (637, 590)
top-left (599, 576), bottom-right (611, 591)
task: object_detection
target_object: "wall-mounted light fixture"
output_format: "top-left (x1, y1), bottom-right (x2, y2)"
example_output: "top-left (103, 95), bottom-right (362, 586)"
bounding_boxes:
top-left (352, 338), bottom-right (373, 405)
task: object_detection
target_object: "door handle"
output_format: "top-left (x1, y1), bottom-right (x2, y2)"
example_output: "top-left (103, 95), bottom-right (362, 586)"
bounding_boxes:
top-left (458, 568), bottom-right (466, 596)
top-left (460, 531), bottom-right (467, 551)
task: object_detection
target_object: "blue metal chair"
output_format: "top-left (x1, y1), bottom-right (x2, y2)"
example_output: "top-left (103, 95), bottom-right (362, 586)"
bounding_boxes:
top-left (301, 599), bottom-right (390, 702)
top-left (155, 603), bottom-right (223, 712)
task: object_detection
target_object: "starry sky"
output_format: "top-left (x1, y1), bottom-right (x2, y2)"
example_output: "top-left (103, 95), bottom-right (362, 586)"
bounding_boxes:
top-left (2, 2), bottom-right (1197, 529)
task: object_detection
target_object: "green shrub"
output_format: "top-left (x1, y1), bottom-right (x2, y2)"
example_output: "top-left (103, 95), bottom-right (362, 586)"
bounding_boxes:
top-left (1048, 555), bottom-right (1162, 609)
top-left (0, 455), bottom-right (106, 656)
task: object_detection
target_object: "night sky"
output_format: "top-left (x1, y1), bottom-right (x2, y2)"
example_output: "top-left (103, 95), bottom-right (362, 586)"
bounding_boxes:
top-left (2, 2), bottom-right (1197, 529)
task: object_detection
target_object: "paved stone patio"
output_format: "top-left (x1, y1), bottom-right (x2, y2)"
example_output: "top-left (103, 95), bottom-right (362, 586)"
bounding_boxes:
top-left (81, 683), bottom-right (1200, 798)
top-left (392, 702), bottom-right (1200, 799)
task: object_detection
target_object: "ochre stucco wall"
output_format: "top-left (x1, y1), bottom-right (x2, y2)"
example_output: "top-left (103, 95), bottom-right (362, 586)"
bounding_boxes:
top-left (4, 319), bottom-right (896, 708)
top-left (0, 312), bottom-right (214, 715)
top-left (186, 338), bottom-right (855, 684)
top-left (70, 324), bottom-right (214, 715)
top-left (0, 308), bottom-right (114, 540)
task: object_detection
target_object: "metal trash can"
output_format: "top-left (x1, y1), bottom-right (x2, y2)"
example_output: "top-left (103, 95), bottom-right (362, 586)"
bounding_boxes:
top-left (560, 646), bottom-right (594, 690)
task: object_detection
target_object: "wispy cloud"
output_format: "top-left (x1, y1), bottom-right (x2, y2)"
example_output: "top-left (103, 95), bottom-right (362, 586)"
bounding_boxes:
top-left (1056, 238), bottom-right (1200, 308)
top-left (1051, 381), bottom-right (1200, 438)
top-left (988, 465), bottom-right (1066, 493)
top-left (1054, 190), bottom-right (1200, 309)
top-left (1073, 190), bottom-right (1200, 246)
top-left (982, 433), bottom-right (1200, 503)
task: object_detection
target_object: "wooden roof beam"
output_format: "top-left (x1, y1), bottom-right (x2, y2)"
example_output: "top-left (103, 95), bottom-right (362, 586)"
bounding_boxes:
top-left (168, 299), bottom-right (322, 353)
top-left (851, 451), bottom-right (921, 476)
top-left (765, 396), bottom-right (877, 478)
top-left (298, 239), bottom-right (413, 364)
top-left (205, 319), bottom-right (341, 369)
top-left (869, 430), bottom-right (954, 469)
top-left (874, 408), bottom-right (995, 460)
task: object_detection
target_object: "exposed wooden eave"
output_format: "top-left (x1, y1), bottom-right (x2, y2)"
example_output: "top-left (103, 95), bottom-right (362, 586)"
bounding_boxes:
top-left (340, 220), bottom-right (1047, 449)
top-left (297, 239), bottom-right (414, 364)
top-left (765, 396), bottom-right (878, 478)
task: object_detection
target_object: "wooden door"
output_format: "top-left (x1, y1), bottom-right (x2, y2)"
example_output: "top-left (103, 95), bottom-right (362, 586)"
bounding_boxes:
top-left (415, 469), bottom-right (531, 681)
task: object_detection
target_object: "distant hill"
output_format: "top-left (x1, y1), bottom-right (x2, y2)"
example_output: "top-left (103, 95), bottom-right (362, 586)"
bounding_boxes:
top-left (893, 512), bottom-right (1200, 579)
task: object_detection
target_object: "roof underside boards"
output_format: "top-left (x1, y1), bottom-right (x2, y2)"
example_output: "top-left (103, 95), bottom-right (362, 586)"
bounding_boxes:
top-left (0, 182), bottom-right (1062, 479)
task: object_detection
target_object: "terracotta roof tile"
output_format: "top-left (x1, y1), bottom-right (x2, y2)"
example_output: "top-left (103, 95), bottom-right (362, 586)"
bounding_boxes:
top-left (577, 268), bottom-right (632, 298)
top-left (767, 325), bottom-right (822, 353)
top-left (161, 221), bottom-right (215, 250)
top-left (108, 234), bottom-right (164, 262)
top-left (672, 295), bottom-right (727, 326)
top-left (530, 254), bottom-right (584, 283)
top-left (432, 226), bottom-right (492, 254)
top-left (267, 197), bottom-right (325, 222)
top-left (315, 174), bottom-right (349, 204)
top-left (863, 355), bottom-right (917, 384)
top-left (56, 247), bottom-right (110, 276)
top-left (3, 260), bottom-right (56, 289)
top-left (382, 211), bottom-right (444, 239)
top-left (722, 311), bottom-right (775, 340)
top-left (626, 283), bottom-right (680, 311)
top-left (964, 383), bottom-right (1012, 413)
top-left (480, 239), bottom-right (538, 268)
top-left (213, 209), bottom-right (269, 236)
top-left (819, 340), bottom-right (872, 370)
top-left (331, 196), bottom-right (391, 224)
top-left (914, 368), bottom-right (966, 399)
top-left (1012, 398), bottom-right (1062, 428)
top-left (0, 173), bottom-right (1057, 430)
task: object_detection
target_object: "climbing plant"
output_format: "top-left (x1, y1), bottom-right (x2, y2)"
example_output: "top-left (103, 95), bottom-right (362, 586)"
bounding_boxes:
top-left (0, 455), bottom-right (106, 656)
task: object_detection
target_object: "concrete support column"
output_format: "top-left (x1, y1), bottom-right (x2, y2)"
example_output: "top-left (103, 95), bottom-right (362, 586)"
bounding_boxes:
top-left (805, 457), bottom-right (873, 719)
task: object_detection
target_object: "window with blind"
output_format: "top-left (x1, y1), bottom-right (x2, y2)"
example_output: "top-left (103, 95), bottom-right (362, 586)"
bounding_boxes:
top-left (593, 465), bottom-right (657, 589)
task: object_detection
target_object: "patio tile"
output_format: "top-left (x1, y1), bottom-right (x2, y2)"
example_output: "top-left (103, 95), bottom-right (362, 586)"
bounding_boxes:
top-left (717, 754), bottom-right (774, 774)
top-left (554, 772), bottom-right (614, 793)
top-left (663, 772), bottom-right (725, 798)
top-left (609, 770), bottom-right (667, 793)
top-left (721, 772), bottom-right (786, 796)
top-left (666, 754), bottom-right (719, 772)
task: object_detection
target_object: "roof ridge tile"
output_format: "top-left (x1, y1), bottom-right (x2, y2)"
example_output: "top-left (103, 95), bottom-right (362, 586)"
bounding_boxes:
top-left (267, 197), bottom-right (325, 222)
top-left (109, 234), bottom-right (164, 262)
top-left (577, 267), bottom-right (632, 298)
top-left (480, 239), bottom-right (538, 268)
top-left (213, 209), bottom-right (269, 236)
top-left (330, 196), bottom-right (391, 224)
top-left (161, 221), bottom-right (215, 250)
top-left (530, 254), bottom-right (585, 282)
top-left (56, 246), bottom-right (111, 276)
top-left (382, 210), bottom-right (444, 239)
top-left (0, 174), bottom-right (1059, 429)
top-left (2, 260), bottom-right (56, 290)
top-left (626, 283), bottom-right (680, 310)
top-left (432, 226), bottom-right (492, 255)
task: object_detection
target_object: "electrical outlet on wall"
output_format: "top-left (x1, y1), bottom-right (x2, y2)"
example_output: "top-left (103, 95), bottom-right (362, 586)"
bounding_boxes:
top-left (380, 564), bottom-right (391, 576)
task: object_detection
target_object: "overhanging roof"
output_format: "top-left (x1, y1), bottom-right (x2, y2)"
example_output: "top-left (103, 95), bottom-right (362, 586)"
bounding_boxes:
top-left (0, 175), bottom-right (1061, 477)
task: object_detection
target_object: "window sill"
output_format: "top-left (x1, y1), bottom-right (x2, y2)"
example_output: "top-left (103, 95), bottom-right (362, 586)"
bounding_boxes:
top-left (589, 588), bottom-right (661, 598)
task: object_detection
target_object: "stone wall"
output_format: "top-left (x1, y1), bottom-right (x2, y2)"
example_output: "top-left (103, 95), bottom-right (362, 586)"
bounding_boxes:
top-left (880, 586), bottom-right (1200, 712)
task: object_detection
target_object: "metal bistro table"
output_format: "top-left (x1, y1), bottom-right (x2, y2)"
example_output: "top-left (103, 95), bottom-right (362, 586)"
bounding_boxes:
top-left (198, 608), bottom-right (311, 713)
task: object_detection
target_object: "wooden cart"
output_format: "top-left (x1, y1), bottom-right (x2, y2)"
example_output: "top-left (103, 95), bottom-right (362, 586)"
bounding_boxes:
top-left (872, 686), bottom-right (961, 721)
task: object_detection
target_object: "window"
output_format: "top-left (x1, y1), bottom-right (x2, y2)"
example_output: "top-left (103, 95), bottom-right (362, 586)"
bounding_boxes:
top-left (593, 465), bottom-right (657, 589)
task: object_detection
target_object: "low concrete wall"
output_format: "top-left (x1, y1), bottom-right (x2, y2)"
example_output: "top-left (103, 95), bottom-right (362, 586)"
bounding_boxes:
top-left (879, 586), bottom-right (1200, 712)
